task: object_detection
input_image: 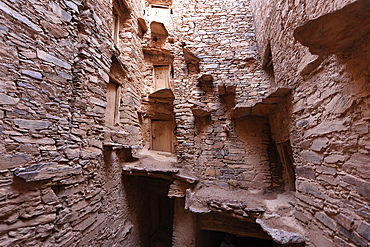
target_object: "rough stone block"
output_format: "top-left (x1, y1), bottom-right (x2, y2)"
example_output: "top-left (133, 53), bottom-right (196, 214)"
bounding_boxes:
top-left (0, 214), bottom-right (56, 234)
top-left (335, 214), bottom-right (354, 230)
top-left (337, 225), bottom-right (369, 247)
top-left (0, 2), bottom-right (42, 32)
top-left (297, 53), bottom-right (324, 75)
top-left (311, 137), bottom-right (329, 152)
top-left (294, 210), bottom-right (311, 223)
top-left (343, 153), bottom-right (370, 179)
top-left (81, 147), bottom-right (102, 159)
top-left (50, 2), bottom-right (72, 22)
top-left (0, 154), bottom-right (30, 170)
top-left (357, 222), bottom-right (370, 241)
top-left (13, 119), bottom-right (51, 130)
top-left (342, 175), bottom-right (370, 200)
top-left (315, 165), bottom-right (336, 175)
top-left (296, 166), bottom-right (315, 179)
top-left (305, 119), bottom-right (346, 137)
top-left (326, 94), bottom-right (355, 115)
top-left (12, 136), bottom-right (55, 145)
top-left (324, 154), bottom-right (347, 164)
top-left (297, 180), bottom-right (323, 198)
top-left (0, 93), bottom-right (19, 105)
top-left (315, 211), bottom-right (336, 231)
top-left (21, 70), bottom-right (43, 80)
top-left (310, 230), bottom-right (334, 247)
top-left (300, 151), bottom-right (323, 164)
top-left (37, 49), bottom-right (71, 70)
top-left (14, 163), bottom-right (82, 182)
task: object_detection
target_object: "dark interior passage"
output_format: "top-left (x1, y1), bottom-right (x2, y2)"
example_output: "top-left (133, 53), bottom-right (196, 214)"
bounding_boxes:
top-left (123, 176), bottom-right (174, 247)
top-left (203, 230), bottom-right (274, 247)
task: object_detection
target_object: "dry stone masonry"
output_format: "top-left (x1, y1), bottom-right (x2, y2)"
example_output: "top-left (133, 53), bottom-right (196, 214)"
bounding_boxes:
top-left (0, 0), bottom-right (369, 246)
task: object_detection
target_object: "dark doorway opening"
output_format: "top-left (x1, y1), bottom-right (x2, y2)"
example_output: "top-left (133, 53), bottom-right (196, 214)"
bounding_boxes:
top-left (123, 176), bottom-right (174, 247)
top-left (202, 230), bottom-right (274, 247)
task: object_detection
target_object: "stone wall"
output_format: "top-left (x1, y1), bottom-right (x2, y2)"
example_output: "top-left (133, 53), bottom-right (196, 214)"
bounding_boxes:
top-left (0, 0), bottom-right (369, 246)
top-left (251, 0), bottom-right (370, 246)
top-left (170, 0), bottom-right (279, 190)
top-left (0, 0), bottom-right (146, 245)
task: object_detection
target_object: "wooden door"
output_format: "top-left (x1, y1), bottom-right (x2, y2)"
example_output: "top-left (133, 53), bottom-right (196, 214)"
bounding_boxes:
top-left (105, 81), bottom-right (120, 126)
top-left (151, 120), bottom-right (173, 152)
top-left (154, 65), bottom-right (170, 90)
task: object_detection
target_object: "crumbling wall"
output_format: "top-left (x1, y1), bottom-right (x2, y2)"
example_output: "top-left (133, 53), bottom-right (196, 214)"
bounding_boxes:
top-left (251, 0), bottom-right (370, 246)
top-left (0, 0), bottom-right (145, 245)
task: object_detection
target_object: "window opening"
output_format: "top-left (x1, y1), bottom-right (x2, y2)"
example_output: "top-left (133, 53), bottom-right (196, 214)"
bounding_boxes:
top-left (112, 13), bottom-right (120, 45)
top-left (149, 5), bottom-right (170, 26)
top-left (263, 43), bottom-right (275, 83)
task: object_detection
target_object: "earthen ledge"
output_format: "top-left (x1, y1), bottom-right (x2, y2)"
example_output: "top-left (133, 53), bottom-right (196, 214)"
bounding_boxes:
top-left (256, 218), bottom-right (306, 244)
top-left (172, 173), bottom-right (198, 184)
top-left (183, 47), bottom-right (201, 63)
top-left (191, 105), bottom-right (211, 118)
top-left (103, 142), bottom-right (132, 150)
top-left (149, 88), bottom-right (175, 99)
top-left (232, 87), bottom-right (291, 118)
top-left (197, 74), bottom-right (214, 84)
top-left (143, 48), bottom-right (174, 64)
top-left (294, 0), bottom-right (370, 55)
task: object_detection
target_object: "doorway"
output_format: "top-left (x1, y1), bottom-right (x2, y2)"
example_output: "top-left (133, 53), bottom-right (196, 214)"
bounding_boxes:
top-left (123, 176), bottom-right (174, 246)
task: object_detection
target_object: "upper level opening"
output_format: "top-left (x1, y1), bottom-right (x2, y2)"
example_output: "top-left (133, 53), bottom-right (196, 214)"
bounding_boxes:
top-left (149, 5), bottom-right (171, 26)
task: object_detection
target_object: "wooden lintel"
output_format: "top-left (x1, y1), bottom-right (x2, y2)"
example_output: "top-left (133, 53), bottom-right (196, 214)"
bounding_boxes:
top-left (143, 48), bottom-right (174, 64)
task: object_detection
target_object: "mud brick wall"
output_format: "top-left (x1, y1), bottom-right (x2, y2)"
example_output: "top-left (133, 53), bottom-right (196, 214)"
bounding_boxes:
top-left (251, 0), bottom-right (370, 246)
top-left (0, 0), bottom-right (145, 245)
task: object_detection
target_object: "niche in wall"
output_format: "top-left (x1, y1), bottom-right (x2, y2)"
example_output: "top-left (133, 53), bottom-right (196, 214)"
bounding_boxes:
top-left (262, 42), bottom-right (275, 85)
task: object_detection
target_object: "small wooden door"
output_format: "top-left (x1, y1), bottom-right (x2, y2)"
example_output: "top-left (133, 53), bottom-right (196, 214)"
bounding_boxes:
top-left (151, 120), bottom-right (173, 152)
top-left (105, 81), bottom-right (120, 126)
top-left (154, 65), bottom-right (170, 90)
